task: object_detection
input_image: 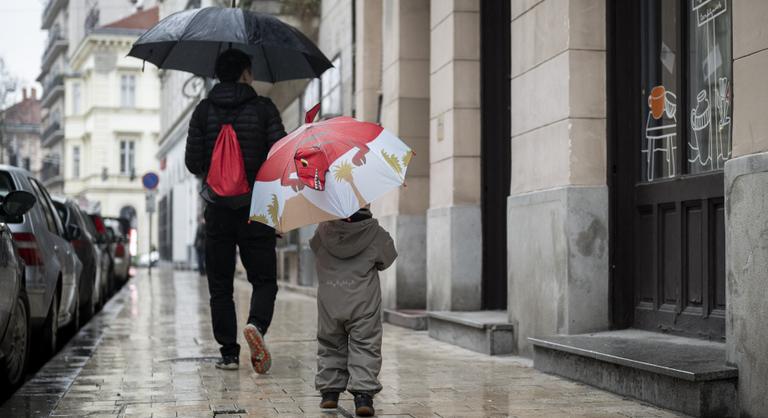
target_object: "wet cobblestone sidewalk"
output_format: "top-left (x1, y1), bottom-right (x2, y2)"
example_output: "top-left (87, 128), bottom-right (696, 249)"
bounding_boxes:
top-left (1, 269), bottom-right (684, 417)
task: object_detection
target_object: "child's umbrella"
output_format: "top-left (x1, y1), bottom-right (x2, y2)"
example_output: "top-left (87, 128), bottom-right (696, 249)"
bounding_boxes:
top-left (249, 104), bottom-right (413, 233)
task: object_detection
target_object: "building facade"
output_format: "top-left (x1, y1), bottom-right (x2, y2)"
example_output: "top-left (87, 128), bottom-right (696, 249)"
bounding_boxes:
top-left (271, 0), bottom-right (766, 415)
top-left (63, 7), bottom-right (161, 256)
top-left (0, 88), bottom-right (43, 177)
top-left (39, 0), bottom-right (156, 193)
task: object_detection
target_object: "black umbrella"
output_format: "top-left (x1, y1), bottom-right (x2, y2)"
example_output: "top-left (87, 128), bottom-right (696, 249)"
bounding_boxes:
top-left (128, 6), bottom-right (332, 82)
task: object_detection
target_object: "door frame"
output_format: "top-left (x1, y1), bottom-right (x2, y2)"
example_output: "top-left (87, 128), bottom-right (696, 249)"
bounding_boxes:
top-left (607, 0), bottom-right (640, 328)
top-left (479, 0), bottom-right (511, 310)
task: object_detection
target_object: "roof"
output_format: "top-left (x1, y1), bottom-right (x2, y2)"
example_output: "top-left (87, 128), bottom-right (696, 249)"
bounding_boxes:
top-left (2, 95), bottom-right (41, 126)
top-left (101, 6), bottom-right (159, 31)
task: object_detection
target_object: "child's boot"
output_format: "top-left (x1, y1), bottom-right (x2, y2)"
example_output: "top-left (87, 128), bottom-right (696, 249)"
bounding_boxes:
top-left (319, 391), bottom-right (339, 409)
top-left (353, 393), bottom-right (375, 417)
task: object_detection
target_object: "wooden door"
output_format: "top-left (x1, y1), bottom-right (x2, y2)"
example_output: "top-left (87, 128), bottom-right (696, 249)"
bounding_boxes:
top-left (609, 0), bottom-right (730, 340)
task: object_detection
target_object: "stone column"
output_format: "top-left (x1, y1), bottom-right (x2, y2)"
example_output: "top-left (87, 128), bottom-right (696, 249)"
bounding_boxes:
top-left (355, 0), bottom-right (382, 123)
top-left (370, 0), bottom-right (430, 310)
top-left (725, 1), bottom-right (768, 414)
top-left (507, 0), bottom-right (609, 355)
top-left (426, 0), bottom-right (482, 311)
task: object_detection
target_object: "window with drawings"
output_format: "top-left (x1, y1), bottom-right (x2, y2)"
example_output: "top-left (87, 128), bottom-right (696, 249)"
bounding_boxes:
top-left (639, 0), bottom-right (732, 182)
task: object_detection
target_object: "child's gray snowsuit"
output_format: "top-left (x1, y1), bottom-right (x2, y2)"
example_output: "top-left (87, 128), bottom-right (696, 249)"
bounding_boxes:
top-left (309, 216), bottom-right (397, 395)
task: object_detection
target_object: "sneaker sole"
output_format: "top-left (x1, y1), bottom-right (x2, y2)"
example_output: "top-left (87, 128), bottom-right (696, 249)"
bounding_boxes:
top-left (215, 363), bottom-right (239, 370)
top-left (319, 400), bottom-right (338, 409)
top-left (355, 406), bottom-right (374, 417)
top-left (243, 325), bottom-right (271, 374)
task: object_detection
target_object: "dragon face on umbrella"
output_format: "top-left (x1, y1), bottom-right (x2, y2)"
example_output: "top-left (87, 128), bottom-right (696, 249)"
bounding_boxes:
top-left (257, 117), bottom-right (381, 192)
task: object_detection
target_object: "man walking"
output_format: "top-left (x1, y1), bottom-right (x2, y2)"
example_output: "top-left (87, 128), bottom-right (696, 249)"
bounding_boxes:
top-left (185, 49), bottom-right (286, 372)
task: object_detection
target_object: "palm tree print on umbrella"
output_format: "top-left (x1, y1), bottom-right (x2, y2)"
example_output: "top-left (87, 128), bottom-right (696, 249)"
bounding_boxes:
top-left (249, 194), bottom-right (280, 227)
top-left (333, 161), bottom-right (367, 207)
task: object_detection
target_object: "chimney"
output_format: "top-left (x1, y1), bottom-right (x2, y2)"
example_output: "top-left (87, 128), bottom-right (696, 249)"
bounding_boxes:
top-left (31, 88), bottom-right (37, 100)
top-left (22, 88), bottom-right (27, 101)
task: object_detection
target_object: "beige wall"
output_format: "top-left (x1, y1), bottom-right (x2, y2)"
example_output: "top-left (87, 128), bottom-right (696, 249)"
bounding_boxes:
top-left (731, 0), bottom-right (768, 157)
top-left (510, 0), bottom-right (606, 195)
top-left (374, 0), bottom-right (431, 217)
top-left (355, 0), bottom-right (382, 123)
top-left (429, 0), bottom-right (481, 208)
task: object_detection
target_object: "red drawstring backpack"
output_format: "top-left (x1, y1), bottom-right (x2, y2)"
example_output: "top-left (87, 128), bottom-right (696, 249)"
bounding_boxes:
top-left (204, 101), bottom-right (251, 197)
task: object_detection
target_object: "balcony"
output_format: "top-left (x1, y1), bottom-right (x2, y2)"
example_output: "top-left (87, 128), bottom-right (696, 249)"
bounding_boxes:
top-left (41, 75), bottom-right (64, 108)
top-left (41, 0), bottom-right (69, 30)
top-left (40, 160), bottom-right (61, 184)
top-left (40, 34), bottom-right (68, 75)
top-left (41, 121), bottom-right (64, 148)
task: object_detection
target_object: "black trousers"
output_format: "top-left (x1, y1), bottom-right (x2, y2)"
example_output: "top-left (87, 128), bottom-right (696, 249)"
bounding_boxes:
top-left (205, 204), bottom-right (277, 357)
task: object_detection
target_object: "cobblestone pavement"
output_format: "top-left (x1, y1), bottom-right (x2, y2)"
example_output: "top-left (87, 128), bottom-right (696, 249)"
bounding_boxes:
top-left (1, 269), bottom-right (684, 417)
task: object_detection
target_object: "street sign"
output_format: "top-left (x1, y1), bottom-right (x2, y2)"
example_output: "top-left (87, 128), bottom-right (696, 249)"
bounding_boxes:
top-left (145, 190), bottom-right (156, 214)
top-left (142, 172), bottom-right (159, 190)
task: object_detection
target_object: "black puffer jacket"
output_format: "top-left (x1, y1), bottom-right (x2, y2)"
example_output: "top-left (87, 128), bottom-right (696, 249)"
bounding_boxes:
top-left (185, 82), bottom-right (286, 207)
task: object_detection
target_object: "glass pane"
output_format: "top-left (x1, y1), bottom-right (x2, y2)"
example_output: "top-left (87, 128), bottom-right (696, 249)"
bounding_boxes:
top-left (687, 0), bottom-right (732, 173)
top-left (641, 0), bottom-right (681, 182)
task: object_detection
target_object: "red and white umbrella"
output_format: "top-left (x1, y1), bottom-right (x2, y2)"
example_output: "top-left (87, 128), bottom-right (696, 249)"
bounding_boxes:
top-left (249, 106), bottom-right (412, 232)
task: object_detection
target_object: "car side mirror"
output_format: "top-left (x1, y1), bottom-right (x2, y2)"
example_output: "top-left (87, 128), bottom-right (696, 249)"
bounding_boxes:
top-left (65, 224), bottom-right (82, 241)
top-left (1, 191), bottom-right (36, 219)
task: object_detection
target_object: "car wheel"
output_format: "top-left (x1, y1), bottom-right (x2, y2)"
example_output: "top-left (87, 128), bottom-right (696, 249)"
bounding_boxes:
top-left (38, 290), bottom-right (58, 358)
top-left (0, 291), bottom-right (30, 390)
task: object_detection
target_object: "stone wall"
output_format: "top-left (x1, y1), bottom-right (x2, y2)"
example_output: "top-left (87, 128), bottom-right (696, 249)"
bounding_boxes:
top-left (426, 0), bottom-right (482, 311)
top-left (507, 0), bottom-right (609, 355)
top-left (725, 1), bottom-right (768, 415)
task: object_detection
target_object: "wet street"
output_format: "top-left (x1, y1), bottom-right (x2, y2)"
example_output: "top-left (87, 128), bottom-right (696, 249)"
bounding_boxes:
top-left (0, 269), bottom-right (683, 417)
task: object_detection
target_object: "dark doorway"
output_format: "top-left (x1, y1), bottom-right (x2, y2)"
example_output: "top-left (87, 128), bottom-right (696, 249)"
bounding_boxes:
top-left (480, 0), bottom-right (511, 310)
top-left (609, 0), bottom-right (729, 340)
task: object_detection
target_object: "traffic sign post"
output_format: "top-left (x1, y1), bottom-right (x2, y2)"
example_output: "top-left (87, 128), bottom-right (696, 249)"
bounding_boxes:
top-left (143, 172), bottom-right (159, 277)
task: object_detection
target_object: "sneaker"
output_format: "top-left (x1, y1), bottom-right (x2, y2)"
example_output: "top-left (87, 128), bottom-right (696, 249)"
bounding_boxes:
top-left (353, 393), bottom-right (375, 417)
top-left (243, 324), bottom-right (271, 374)
top-left (319, 391), bottom-right (339, 409)
top-left (215, 355), bottom-right (239, 370)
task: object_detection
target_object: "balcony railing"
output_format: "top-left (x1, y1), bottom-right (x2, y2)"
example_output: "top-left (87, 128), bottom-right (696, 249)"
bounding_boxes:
top-left (41, 0), bottom-right (69, 30)
top-left (41, 121), bottom-right (64, 148)
top-left (40, 161), bottom-right (61, 182)
top-left (41, 75), bottom-right (64, 107)
top-left (40, 36), bottom-right (67, 74)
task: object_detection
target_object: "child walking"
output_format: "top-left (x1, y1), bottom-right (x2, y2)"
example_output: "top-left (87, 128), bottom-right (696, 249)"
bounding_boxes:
top-left (310, 208), bottom-right (397, 417)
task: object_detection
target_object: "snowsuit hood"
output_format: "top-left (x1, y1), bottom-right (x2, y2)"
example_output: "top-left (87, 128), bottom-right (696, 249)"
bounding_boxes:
top-left (314, 218), bottom-right (380, 260)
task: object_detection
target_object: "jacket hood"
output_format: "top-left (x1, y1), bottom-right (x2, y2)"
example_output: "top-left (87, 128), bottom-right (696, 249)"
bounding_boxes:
top-left (316, 218), bottom-right (380, 259)
top-left (207, 82), bottom-right (258, 108)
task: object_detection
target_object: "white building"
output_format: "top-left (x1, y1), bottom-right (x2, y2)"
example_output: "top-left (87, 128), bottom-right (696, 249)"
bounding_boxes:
top-left (39, 0), bottom-right (156, 193)
top-left (63, 7), bottom-right (161, 256)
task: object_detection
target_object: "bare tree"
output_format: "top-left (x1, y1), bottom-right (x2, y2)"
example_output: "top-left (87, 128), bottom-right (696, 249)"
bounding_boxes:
top-left (0, 56), bottom-right (19, 110)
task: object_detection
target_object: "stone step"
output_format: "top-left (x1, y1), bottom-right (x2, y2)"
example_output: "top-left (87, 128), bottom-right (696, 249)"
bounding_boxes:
top-left (427, 311), bottom-right (515, 355)
top-left (383, 309), bottom-right (428, 330)
top-left (530, 330), bottom-right (738, 417)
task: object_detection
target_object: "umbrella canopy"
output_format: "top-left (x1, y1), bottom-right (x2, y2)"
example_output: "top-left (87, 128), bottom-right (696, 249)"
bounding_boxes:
top-left (128, 7), bottom-right (332, 82)
top-left (249, 109), bottom-right (413, 232)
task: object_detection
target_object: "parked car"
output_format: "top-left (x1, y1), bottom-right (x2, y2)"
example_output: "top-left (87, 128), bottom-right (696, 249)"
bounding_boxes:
top-left (103, 217), bottom-right (131, 286)
top-left (87, 214), bottom-right (114, 302)
top-left (0, 191), bottom-right (37, 390)
top-left (52, 197), bottom-right (104, 322)
top-left (0, 166), bottom-right (82, 356)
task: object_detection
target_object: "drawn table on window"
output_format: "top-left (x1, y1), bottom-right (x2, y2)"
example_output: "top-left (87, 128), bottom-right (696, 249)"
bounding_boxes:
top-left (644, 85), bottom-right (678, 181)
